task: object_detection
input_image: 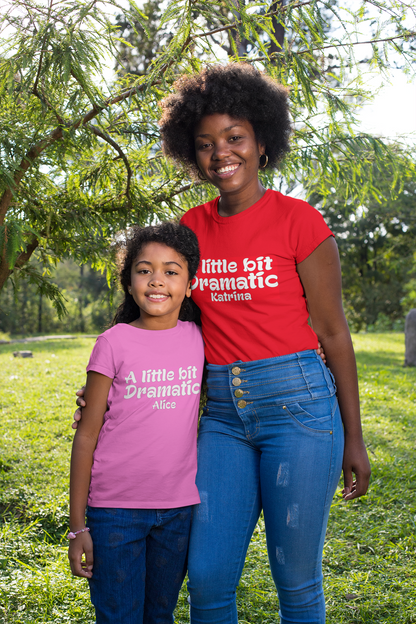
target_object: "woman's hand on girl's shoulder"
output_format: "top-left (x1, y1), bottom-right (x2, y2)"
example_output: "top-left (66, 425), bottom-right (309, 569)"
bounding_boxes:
top-left (316, 341), bottom-right (326, 364)
top-left (341, 435), bottom-right (371, 501)
top-left (68, 531), bottom-right (94, 578)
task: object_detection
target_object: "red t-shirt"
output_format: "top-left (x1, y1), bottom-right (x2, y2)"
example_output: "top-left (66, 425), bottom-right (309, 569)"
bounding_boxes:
top-left (181, 189), bottom-right (333, 365)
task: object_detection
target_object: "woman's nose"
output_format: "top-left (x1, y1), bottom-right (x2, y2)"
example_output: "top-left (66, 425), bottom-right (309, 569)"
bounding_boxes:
top-left (212, 140), bottom-right (230, 160)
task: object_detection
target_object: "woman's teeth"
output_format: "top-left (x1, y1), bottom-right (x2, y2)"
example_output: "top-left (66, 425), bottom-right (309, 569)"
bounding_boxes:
top-left (216, 164), bottom-right (239, 174)
top-left (148, 294), bottom-right (167, 299)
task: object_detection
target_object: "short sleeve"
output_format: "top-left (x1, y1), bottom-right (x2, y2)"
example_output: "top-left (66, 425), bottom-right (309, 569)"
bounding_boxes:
top-left (291, 201), bottom-right (333, 264)
top-left (86, 335), bottom-right (116, 379)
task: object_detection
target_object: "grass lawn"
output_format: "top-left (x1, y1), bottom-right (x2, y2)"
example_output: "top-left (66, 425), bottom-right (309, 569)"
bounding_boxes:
top-left (0, 333), bottom-right (415, 623)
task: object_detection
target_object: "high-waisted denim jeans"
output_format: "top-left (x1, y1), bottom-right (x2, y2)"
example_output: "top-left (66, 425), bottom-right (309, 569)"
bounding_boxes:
top-left (187, 350), bottom-right (344, 624)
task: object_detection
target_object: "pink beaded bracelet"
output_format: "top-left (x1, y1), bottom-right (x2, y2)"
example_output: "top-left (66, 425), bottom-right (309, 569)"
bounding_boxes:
top-left (67, 527), bottom-right (90, 540)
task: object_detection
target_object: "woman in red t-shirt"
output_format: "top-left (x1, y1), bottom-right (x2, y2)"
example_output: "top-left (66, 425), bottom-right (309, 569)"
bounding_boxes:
top-left (157, 63), bottom-right (370, 624)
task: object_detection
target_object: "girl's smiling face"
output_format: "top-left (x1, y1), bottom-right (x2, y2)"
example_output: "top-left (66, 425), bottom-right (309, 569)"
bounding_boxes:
top-left (129, 242), bottom-right (192, 330)
top-left (194, 113), bottom-right (265, 196)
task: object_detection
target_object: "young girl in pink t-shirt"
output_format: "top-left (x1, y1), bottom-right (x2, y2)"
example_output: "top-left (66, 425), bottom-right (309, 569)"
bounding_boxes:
top-left (68, 222), bottom-right (204, 624)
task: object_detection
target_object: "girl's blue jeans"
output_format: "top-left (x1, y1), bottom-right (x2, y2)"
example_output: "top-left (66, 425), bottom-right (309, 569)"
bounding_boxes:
top-left (86, 505), bottom-right (193, 624)
top-left (187, 350), bottom-right (344, 624)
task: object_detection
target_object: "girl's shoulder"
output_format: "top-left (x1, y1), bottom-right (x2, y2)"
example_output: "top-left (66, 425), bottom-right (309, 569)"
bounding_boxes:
top-left (98, 321), bottom-right (202, 343)
top-left (177, 320), bottom-right (203, 339)
top-left (94, 324), bottom-right (133, 344)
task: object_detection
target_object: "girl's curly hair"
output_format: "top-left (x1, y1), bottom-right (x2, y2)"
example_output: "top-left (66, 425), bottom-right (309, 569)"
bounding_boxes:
top-left (112, 222), bottom-right (200, 326)
top-left (159, 63), bottom-right (291, 176)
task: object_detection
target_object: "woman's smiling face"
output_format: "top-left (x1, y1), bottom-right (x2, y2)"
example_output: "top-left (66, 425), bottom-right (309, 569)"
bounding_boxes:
top-left (194, 113), bottom-right (265, 195)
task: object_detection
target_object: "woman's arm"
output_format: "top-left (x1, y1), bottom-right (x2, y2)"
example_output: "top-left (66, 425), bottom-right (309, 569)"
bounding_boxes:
top-left (68, 371), bottom-right (113, 577)
top-left (296, 236), bottom-right (371, 500)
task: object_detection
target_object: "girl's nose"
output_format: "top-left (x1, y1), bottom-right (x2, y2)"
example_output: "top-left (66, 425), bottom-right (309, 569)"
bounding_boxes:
top-left (149, 272), bottom-right (164, 287)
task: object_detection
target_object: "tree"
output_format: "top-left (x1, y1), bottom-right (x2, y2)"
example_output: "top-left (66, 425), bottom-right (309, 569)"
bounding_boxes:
top-left (0, 0), bottom-right (415, 315)
top-left (310, 160), bottom-right (416, 330)
top-left (114, 1), bottom-right (171, 76)
top-left (0, 259), bottom-right (121, 335)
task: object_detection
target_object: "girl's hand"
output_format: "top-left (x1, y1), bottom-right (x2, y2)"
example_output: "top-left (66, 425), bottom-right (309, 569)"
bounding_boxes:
top-left (72, 387), bottom-right (86, 430)
top-left (342, 435), bottom-right (371, 500)
top-left (68, 532), bottom-right (94, 578)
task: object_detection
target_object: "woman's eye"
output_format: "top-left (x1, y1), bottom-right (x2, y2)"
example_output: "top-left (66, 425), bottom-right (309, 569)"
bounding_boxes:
top-left (138, 269), bottom-right (150, 274)
top-left (197, 142), bottom-right (212, 150)
top-left (230, 135), bottom-right (242, 142)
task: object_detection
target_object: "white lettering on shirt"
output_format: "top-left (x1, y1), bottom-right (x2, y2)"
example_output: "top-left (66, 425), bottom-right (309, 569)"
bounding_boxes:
top-left (193, 255), bottom-right (278, 303)
top-left (124, 366), bottom-right (201, 404)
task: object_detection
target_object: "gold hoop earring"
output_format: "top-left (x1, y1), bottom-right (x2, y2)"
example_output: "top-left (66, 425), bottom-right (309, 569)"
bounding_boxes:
top-left (197, 169), bottom-right (206, 181)
top-left (259, 154), bottom-right (268, 169)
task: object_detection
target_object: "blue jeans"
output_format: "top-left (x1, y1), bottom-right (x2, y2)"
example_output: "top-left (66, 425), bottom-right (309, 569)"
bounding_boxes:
top-left (187, 350), bottom-right (344, 624)
top-left (86, 505), bottom-right (193, 624)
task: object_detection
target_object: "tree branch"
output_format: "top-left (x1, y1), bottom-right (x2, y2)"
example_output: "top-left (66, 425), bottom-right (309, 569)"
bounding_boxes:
top-left (14, 235), bottom-right (39, 269)
top-left (0, 19), bottom-right (193, 229)
top-left (32, 84), bottom-right (65, 126)
top-left (88, 124), bottom-right (132, 201)
top-left (190, 0), bottom-right (313, 42)
top-left (170, 181), bottom-right (202, 197)
top-left (302, 31), bottom-right (416, 54)
top-left (0, 234), bottom-right (39, 291)
top-left (0, 80), bottom-right (160, 227)
top-left (243, 30), bottom-right (416, 63)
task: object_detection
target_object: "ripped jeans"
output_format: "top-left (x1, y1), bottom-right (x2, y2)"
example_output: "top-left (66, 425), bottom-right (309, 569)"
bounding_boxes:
top-left (187, 350), bottom-right (344, 624)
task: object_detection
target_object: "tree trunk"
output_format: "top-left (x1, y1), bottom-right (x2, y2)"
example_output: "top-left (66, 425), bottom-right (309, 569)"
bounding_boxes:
top-left (38, 290), bottom-right (43, 334)
top-left (270, 0), bottom-right (285, 56)
top-left (21, 283), bottom-right (27, 336)
top-left (405, 309), bottom-right (416, 366)
top-left (229, 0), bottom-right (249, 56)
top-left (79, 265), bottom-right (85, 333)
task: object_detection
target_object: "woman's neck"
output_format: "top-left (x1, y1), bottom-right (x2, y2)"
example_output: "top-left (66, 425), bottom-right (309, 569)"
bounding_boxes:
top-left (217, 182), bottom-right (266, 217)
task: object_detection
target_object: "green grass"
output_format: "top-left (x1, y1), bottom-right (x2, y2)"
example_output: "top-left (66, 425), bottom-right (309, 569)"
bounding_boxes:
top-left (0, 333), bottom-right (415, 623)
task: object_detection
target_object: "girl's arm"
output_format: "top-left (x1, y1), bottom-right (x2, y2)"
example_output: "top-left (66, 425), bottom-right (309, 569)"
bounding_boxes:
top-left (296, 236), bottom-right (371, 500)
top-left (68, 371), bottom-right (113, 578)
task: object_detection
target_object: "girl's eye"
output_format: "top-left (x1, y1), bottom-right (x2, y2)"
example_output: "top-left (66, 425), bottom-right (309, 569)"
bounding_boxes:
top-left (230, 135), bottom-right (242, 142)
top-left (138, 269), bottom-right (150, 274)
top-left (166, 270), bottom-right (178, 276)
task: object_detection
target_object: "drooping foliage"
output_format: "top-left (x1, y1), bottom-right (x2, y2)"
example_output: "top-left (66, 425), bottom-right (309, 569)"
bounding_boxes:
top-left (310, 160), bottom-right (416, 331)
top-left (0, 0), bottom-right (415, 316)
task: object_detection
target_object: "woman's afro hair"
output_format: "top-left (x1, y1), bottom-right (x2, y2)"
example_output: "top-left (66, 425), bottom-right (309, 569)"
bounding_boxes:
top-left (159, 63), bottom-right (291, 175)
top-left (112, 222), bottom-right (200, 326)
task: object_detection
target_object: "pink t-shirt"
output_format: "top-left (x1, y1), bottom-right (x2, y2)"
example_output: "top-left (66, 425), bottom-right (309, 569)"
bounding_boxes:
top-left (86, 321), bottom-right (204, 509)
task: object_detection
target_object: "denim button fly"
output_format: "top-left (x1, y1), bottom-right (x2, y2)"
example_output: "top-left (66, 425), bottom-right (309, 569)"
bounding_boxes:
top-left (232, 378), bottom-right (242, 386)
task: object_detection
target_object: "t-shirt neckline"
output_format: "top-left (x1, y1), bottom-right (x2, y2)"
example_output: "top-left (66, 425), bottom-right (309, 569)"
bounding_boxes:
top-left (119, 321), bottom-right (183, 336)
top-left (211, 189), bottom-right (274, 224)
